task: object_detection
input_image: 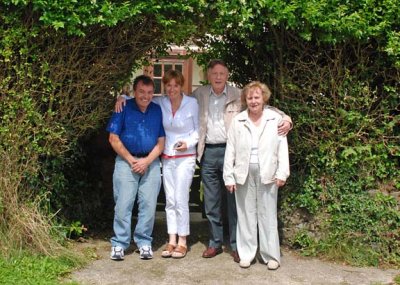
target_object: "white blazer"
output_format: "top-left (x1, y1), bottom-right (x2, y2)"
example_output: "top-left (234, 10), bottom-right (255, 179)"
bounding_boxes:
top-left (223, 107), bottom-right (290, 185)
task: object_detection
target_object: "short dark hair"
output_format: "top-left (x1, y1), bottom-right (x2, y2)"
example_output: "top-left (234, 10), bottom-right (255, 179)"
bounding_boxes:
top-left (207, 59), bottom-right (228, 70)
top-left (133, 75), bottom-right (154, 91)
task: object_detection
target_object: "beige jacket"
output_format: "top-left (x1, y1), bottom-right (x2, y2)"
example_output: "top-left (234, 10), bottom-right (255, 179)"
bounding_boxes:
top-left (223, 108), bottom-right (290, 186)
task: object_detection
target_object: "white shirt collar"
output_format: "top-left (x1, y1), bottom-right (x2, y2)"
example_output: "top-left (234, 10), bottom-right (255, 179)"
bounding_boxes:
top-left (210, 85), bottom-right (227, 97)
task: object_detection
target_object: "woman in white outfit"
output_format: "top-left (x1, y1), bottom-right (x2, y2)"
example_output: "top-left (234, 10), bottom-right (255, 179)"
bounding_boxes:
top-left (115, 70), bottom-right (199, 258)
top-left (223, 81), bottom-right (290, 269)
top-left (155, 70), bottom-right (199, 258)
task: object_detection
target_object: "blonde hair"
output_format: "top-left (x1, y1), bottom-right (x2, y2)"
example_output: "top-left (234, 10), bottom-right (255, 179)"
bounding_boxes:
top-left (241, 81), bottom-right (271, 108)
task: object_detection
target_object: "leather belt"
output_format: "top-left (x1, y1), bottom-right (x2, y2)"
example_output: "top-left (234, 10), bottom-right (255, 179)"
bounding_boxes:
top-left (205, 143), bottom-right (226, 148)
top-left (131, 152), bottom-right (149, 158)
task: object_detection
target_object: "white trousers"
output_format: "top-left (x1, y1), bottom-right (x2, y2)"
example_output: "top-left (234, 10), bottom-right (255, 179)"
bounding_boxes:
top-left (236, 163), bottom-right (281, 264)
top-left (162, 156), bottom-right (196, 236)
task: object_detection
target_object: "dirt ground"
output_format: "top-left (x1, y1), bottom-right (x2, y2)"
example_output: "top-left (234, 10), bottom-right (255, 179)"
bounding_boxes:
top-left (70, 212), bottom-right (399, 285)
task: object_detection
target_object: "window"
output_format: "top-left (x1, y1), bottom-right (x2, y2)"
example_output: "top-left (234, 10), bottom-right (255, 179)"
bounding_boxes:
top-left (152, 61), bottom-right (184, 95)
top-left (141, 53), bottom-right (194, 95)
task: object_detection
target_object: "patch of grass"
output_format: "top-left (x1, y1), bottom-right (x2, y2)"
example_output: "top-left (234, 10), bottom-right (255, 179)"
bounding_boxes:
top-left (321, 238), bottom-right (382, 267)
top-left (0, 251), bottom-right (83, 285)
top-left (394, 274), bottom-right (400, 285)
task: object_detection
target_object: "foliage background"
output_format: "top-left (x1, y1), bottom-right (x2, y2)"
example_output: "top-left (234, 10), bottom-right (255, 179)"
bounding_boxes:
top-left (195, 0), bottom-right (400, 266)
top-left (0, 0), bottom-right (399, 267)
top-left (0, 0), bottom-right (206, 253)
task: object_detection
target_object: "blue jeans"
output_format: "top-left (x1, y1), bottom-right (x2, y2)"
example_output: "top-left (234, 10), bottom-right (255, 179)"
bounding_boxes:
top-left (111, 155), bottom-right (161, 249)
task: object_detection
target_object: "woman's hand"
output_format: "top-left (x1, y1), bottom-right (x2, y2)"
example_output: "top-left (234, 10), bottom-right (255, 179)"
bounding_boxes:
top-left (226, 184), bottom-right (236, 193)
top-left (174, 141), bottom-right (187, 152)
top-left (275, 179), bottom-right (286, 187)
top-left (115, 96), bottom-right (127, 113)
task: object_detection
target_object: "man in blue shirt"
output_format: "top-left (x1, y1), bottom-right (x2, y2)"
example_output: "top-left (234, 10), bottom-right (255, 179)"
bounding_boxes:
top-left (107, 75), bottom-right (165, 260)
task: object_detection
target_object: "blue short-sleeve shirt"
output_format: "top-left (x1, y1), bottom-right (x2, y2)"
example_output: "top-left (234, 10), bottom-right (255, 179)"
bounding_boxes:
top-left (106, 99), bottom-right (165, 154)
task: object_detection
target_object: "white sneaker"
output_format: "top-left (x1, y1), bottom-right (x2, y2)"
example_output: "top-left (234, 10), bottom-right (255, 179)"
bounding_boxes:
top-left (239, 260), bottom-right (251, 268)
top-left (267, 260), bottom-right (280, 270)
top-left (110, 246), bottom-right (124, 260)
top-left (139, 245), bottom-right (153, 260)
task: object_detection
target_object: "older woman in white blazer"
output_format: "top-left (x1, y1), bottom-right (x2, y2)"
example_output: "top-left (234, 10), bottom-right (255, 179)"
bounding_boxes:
top-left (223, 81), bottom-right (290, 270)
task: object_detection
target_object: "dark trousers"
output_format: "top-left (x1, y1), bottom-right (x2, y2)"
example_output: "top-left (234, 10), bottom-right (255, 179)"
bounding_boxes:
top-left (201, 145), bottom-right (237, 250)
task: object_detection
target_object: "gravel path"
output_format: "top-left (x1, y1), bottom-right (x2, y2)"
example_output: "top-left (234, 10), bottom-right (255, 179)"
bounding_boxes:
top-left (70, 213), bottom-right (399, 285)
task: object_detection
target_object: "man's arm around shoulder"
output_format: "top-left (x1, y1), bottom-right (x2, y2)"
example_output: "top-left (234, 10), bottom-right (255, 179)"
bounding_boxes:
top-left (266, 105), bottom-right (293, 135)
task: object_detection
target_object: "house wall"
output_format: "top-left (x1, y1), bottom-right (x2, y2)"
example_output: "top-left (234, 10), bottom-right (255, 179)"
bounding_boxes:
top-left (131, 55), bottom-right (205, 95)
top-left (191, 59), bottom-right (205, 91)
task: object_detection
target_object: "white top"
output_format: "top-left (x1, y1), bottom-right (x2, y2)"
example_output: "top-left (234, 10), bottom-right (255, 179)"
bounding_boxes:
top-left (249, 119), bottom-right (262, 164)
top-left (153, 95), bottom-right (199, 156)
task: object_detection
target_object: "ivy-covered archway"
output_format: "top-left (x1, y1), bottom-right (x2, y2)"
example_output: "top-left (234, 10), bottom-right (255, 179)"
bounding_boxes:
top-left (1, 0), bottom-right (398, 266)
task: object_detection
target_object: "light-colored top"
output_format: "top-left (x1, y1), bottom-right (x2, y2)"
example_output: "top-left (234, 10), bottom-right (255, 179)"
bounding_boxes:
top-left (249, 119), bottom-right (261, 164)
top-left (206, 87), bottom-right (227, 144)
top-left (223, 107), bottom-right (290, 185)
top-left (153, 94), bottom-right (199, 156)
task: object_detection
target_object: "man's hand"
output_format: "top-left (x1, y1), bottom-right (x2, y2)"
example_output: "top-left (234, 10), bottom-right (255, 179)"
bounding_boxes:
top-left (276, 179), bottom-right (286, 187)
top-left (226, 184), bottom-right (236, 193)
top-left (115, 96), bottom-right (127, 113)
top-left (127, 156), bottom-right (139, 171)
top-left (278, 120), bottom-right (291, 136)
top-left (131, 157), bottom-right (150, 175)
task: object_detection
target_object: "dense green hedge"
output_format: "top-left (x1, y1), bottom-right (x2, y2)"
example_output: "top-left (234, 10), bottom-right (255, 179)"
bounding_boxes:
top-left (196, 0), bottom-right (400, 266)
top-left (0, 0), bottom-right (207, 253)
